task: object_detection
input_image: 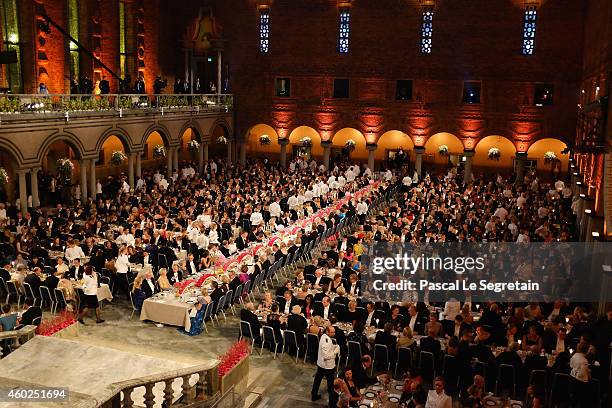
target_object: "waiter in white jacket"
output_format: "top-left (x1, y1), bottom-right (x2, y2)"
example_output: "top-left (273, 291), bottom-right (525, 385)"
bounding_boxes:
top-left (311, 326), bottom-right (340, 407)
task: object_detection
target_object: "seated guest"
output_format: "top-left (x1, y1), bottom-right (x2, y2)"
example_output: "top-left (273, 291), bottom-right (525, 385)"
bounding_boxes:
top-left (375, 322), bottom-right (398, 362)
top-left (157, 268), bottom-right (172, 290)
top-left (0, 304), bottom-right (18, 332)
top-left (407, 305), bottom-right (425, 335)
top-left (329, 273), bottom-right (344, 293)
top-left (141, 269), bottom-right (157, 299)
top-left (278, 290), bottom-right (297, 315)
top-left (308, 268), bottom-right (330, 288)
top-left (275, 280), bottom-right (293, 297)
top-left (295, 284), bottom-right (309, 301)
top-left (503, 323), bottom-right (520, 347)
top-left (334, 286), bottom-right (349, 308)
top-left (266, 304), bottom-right (285, 349)
top-left (302, 294), bottom-right (315, 318)
top-left (42, 270), bottom-right (60, 291)
top-left (132, 276), bottom-right (146, 312)
top-left (524, 345), bottom-right (548, 374)
top-left (341, 368), bottom-right (362, 407)
top-left (475, 325), bottom-right (495, 347)
top-left (293, 270), bottom-right (306, 287)
top-left (239, 303), bottom-right (262, 343)
top-left (389, 305), bottom-right (404, 330)
top-left (495, 341), bottom-right (525, 375)
top-left (424, 311), bottom-right (443, 338)
top-left (16, 297), bottom-right (42, 327)
top-left (167, 263), bottom-right (183, 285)
top-left (447, 314), bottom-right (471, 338)
top-left (314, 296), bottom-right (335, 320)
top-left (259, 291), bottom-right (276, 311)
top-left (347, 321), bottom-right (370, 354)
top-left (67, 258), bottom-right (84, 280)
top-left (351, 355), bottom-right (377, 389)
top-left (420, 327), bottom-right (442, 358)
top-left (426, 377), bottom-right (452, 408)
top-left (55, 257), bottom-right (69, 276)
top-left (344, 273), bottom-right (361, 297)
top-left (287, 305), bottom-right (308, 347)
top-left (330, 315), bottom-right (348, 358)
top-left (397, 326), bottom-right (417, 349)
top-left (309, 315), bottom-right (324, 335)
top-left (522, 324), bottom-right (543, 351)
top-left (342, 300), bottom-right (361, 324)
top-left (209, 281), bottom-right (224, 304)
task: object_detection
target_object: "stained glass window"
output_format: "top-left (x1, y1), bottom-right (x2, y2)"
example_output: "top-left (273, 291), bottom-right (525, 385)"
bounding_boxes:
top-left (338, 9), bottom-right (350, 54)
top-left (0, 0), bottom-right (22, 93)
top-left (119, 1), bottom-right (128, 78)
top-left (259, 9), bottom-right (269, 53)
top-left (421, 8), bottom-right (434, 54)
top-left (67, 0), bottom-right (79, 80)
top-left (522, 6), bottom-right (537, 55)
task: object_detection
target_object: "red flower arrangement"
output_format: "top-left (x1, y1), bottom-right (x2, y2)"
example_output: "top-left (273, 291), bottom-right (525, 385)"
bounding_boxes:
top-left (195, 273), bottom-right (214, 287)
top-left (173, 279), bottom-right (196, 294)
top-left (217, 340), bottom-right (249, 378)
top-left (35, 311), bottom-right (77, 336)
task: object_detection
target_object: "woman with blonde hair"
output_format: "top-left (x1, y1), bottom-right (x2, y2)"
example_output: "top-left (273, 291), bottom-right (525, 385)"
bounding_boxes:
top-left (132, 274), bottom-right (146, 311)
top-left (309, 315), bottom-right (324, 335)
top-left (397, 326), bottom-right (416, 349)
top-left (157, 268), bottom-right (171, 290)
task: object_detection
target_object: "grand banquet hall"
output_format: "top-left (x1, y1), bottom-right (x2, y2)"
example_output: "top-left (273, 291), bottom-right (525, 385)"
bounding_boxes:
top-left (0, 1), bottom-right (610, 407)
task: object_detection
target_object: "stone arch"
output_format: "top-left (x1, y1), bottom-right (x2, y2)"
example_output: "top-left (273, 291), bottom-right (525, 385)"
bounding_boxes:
top-left (0, 138), bottom-right (26, 167)
top-left (208, 118), bottom-right (232, 139)
top-left (0, 144), bottom-right (21, 202)
top-left (140, 124), bottom-right (172, 147)
top-left (527, 137), bottom-right (569, 173)
top-left (179, 121), bottom-right (205, 142)
top-left (288, 126), bottom-right (323, 158)
top-left (473, 135), bottom-right (517, 171)
top-left (376, 130), bottom-right (415, 161)
top-left (36, 132), bottom-right (85, 163)
top-left (424, 132), bottom-right (464, 166)
top-left (246, 124), bottom-right (279, 157)
top-left (331, 128), bottom-right (368, 161)
top-left (95, 128), bottom-right (133, 154)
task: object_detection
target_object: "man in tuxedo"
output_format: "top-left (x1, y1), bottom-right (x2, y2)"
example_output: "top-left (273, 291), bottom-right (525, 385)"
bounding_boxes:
top-left (446, 314), bottom-right (472, 338)
top-left (314, 296), bottom-right (335, 320)
top-left (308, 268), bottom-right (330, 288)
top-left (287, 305), bottom-right (308, 348)
top-left (186, 253), bottom-right (199, 275)
top-left (351, 355), bottom-right (377, 389)
top-left (236, 231), bottom-right (249, 251)
top-left (67, 259), bottom-right (84, 280)
top-left (374, 322), bottom-right (398, 362)
top-left (407, 305), bottom-right (426, 335)
top-left (142, 270), bottom-right (157, 299)
top-left (24, 268), bottom-right (43, 298)
top-left (167, 263), bottom-right (183, 285)
top-left (278, 290), bottom-right (297, 316)
top-left (420, 327), bottom-right (442, 359)
top-left (209, 281), bottom-right (224, 304)
top-left (344, 273), bottom-right (361, 297)
top-left (239, 302), bottom-right (261, 343)
top-left (228, 271), bottom-right (241, 294)
top-left (17, 297), bottom-right (42, 327)
top-left (0, 265), bottom-right (11, 283)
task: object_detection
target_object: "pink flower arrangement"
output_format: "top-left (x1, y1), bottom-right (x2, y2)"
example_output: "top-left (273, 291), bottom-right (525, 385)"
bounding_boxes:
top-left (195, 274), bottom-right (214, 287)
top-left (36, 311), bottom-right (77, 336)
top-left (217, 340), bottom-right (249, 378)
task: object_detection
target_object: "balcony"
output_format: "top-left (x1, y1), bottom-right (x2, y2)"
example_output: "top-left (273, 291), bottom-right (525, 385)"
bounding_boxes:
top-left (0, 93), bottom-right (233, 121)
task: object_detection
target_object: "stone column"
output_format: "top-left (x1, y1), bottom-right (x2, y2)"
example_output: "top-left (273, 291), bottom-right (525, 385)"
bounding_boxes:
top-left (127, 154), bottom-right (135, 189)
top-left (30, 167), bottom-right (40, 208)
top-left (322, 141), bottom-right (332, 171)
top-left (136, 152), bottom-right (142, 178)
top-left (198, 142), bottom-right (204, 173)
top-left (17, 169), bottom-right (28, 215)
top-left (173, 146), bottom-right (179, 172)
top-left (226, 139), bottom-right (233, 165)
top-left (279, 139), bottom-right (289, 168)
top-left (89, 159), bottom-right (96, 199)
top-left (79, 160), bottom-right (88, 201)
top-left (414, 146), bottom-right (425, 178)
top-left (240, 141), bottom-right (247, 166)
top-left (515, 152), bottom-right (527, 185)
top-left (167, 147), bottom-right (174, 178)
top-left (366, 144), bottom-right (377, 171)
top-left (463, 150), bottom-right (474, 184)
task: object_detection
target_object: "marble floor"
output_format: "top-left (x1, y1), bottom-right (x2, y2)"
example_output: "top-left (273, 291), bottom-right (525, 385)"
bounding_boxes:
top-left (1, 297), bottom-right (331, 408)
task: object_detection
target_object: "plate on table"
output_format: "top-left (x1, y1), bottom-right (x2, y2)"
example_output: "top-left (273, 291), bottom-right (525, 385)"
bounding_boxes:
top-left (364, 391), bottom-right (376, 399)
top-left (359, 404), bottom-right (371, 408)
top-left (511, 403), bottom-right (522, 408)
top-left (485, 400), bottom-right (496, 406)
top-left (394, 384), bottom-right (403, 391)
top-left (388, 396), bottom-right (400, 403)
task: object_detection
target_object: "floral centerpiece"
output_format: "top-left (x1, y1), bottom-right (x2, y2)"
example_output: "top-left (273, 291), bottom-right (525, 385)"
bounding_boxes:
top-left (56, 158), bottom-right (74, 176)
top-left (345, 139), bottom-right (356, 152)
top-left (173, 279), bottom-right (197, 295)
top-left (36, 311), bottom-right (77, 336)
top-left (544, 151), bottom-right (559, 163)
top-left (0, 167), bottom-right (9, 186)
top-left (152, 145), bottom-right (166, 159)
top-left (188, 139), bottom-right (200, 153)
top-left (438, 145), bottom-right (449, 156)
top-left (488, 147), bottom-right (501, 160)
top-left (218, 340), bottom-right (249, 378)
top-left (110, 150), bottom-right (127, 166)
top-left (300, 137), bottom-right (312, 147)
top-left (259, 135), bottom-right (271, 145)
top-left (217, 135), bottom-right (227, 144)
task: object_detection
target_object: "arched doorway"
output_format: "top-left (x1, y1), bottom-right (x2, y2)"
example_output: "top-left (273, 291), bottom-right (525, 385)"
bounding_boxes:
top-left (246, 124), bottom-right (279, 158)
top-left (473, 135), bottom-right (517, 174)
top-left (527, 138), bottom-right (569, 178)
top-left (424, 132), bottom-right (464, 168)
top-left (143, 130), bottom-right (169, 167)
top-left (180, 128), bottom-right (200, 162)
top-left (98, 134), bottom-right (130, 178)
top-left (288, 126), bottom-right (323, 160)
top-left (0, 148), bottom-right (19, 204)
top-left (210, 123), bottom-right (230, 159)
top-left (41, 140), bottom-right (83, 205)
top-left (331, 128), bottom-right (367, 163)
top-left (376, 130), bottom-right (414, 168)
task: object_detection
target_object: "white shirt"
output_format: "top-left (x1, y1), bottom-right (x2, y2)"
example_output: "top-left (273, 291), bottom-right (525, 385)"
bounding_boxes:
top-left (365, 311), bottom-right (374, 326)
top-left (146, 279), bottom-right (155, 294)
top-left (116, 254), bottom-right (130, 274)
top-left (555, 338), bottom-right (566, 354)
top-left (425, 390), bottom-right (452, 408)
top-left (570, 353), bottom-right (590, 382)
top-left (402, 176), bottom-right (412, 186)
top-left (287, 196), bottom-right (299, 210)
top-left (443, 299), bottom-right (461, 321)
top-left (65, 246), bottom-right (85, 261)
top-left (250, 212), bottom-right (263, 226)
top-left (356, 201), bottom-right (368, 215)
top-left (82, 273), bottom-right (98, 296)
top-left (317, 333), bottom-right (340, 369)
top-left (269, 202), bottom-right (282, 218)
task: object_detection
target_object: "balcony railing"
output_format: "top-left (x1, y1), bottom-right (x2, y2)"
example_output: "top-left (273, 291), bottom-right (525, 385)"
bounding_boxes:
top-left (0, 93), bottom-right (233, 119)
